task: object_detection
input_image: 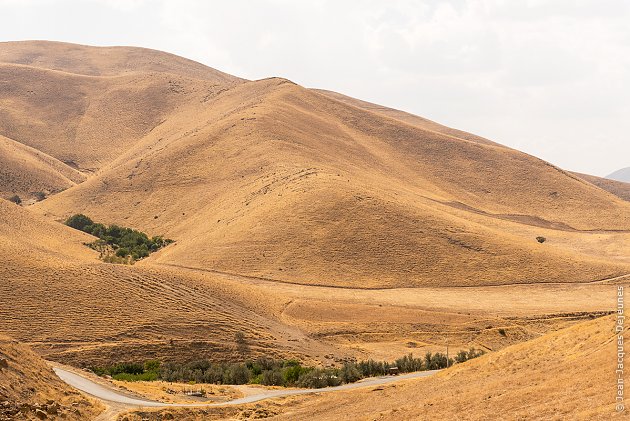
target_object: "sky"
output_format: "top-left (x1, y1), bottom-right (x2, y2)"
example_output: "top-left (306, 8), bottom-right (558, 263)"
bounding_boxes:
top-left (1, 0), bottom-right (628, 176)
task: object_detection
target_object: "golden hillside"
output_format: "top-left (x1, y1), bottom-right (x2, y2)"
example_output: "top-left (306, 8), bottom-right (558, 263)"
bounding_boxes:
top-left (14, 58), bottom-right (627, 287)
top-left (265, 314), bottom-right (627, 420)
top-left (0, 134), bottom-right (85, 203)
top-left (2, 42), bottom-right (629, 288)
top-left (0, 41), bottom-right (242, 173)
top-left (0, 335), bottom-right (102, 420)
top-left (0, 197), bottom-right (614, 369)
top-left (574, 171), bottom-right (630, 202)
top-left (0, 41), bottom-right (628, 373)
top-left (313, 88), bottom-right (501, 147)
top-left (0, 198), bottom-right (344, 366)
top-left (0, 198), bottom-right (96, 265)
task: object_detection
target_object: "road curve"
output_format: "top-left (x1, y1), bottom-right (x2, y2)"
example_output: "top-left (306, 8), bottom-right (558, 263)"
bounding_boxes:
top-left (54, 367), bottom-right (439, 407)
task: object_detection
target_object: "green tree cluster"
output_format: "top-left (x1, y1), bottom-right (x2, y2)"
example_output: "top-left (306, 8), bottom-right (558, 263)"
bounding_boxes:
top-left (91, 348), bottom-right (485, 388)
top-left (455, 348), bottom-right (485, 363)
top-left (90, 360), bottom-right (160, 381)
top-left (64, 214), bottom-right (173, 262)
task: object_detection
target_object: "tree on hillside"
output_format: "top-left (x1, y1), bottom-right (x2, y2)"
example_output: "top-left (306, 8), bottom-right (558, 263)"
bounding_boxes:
top-left (65, 214), bottom-right (94, 231)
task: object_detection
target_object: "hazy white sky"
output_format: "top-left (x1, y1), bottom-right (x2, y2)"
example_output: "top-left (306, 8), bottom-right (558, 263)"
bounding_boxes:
top-left (1, 0), bottom-right (628, 176)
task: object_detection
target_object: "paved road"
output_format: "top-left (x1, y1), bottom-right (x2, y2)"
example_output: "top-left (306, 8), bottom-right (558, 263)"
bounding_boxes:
top-left (54, 367), bottom-right (439, 407)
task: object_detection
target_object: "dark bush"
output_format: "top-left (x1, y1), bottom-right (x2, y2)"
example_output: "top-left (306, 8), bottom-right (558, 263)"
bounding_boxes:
top-left (455, 348), bottom-right (485, 363)
top-left (424, 352), bottom-right (453, 370)
top-left (65, 214), bottom-right (94, 231)
top-left (395, 354), bottom-right (424, 372)
top-left (8, 195), bottom-right (21, 205)
top-left (32, 191), bottom-right (46, 201)
top-left (223, 364), bottom-right (250, 385)
top-left (283, 363), bottom-right (309, 384)
top-left (339, 363), bottom-right (362, 383)
top-left (116, 247), bottom-right (129, 257)
top-left (536, 236), bottom-right (546, 243)
top-left (144, 360), bottom-right (161, 372)
top-left (297, 368), bottom-right (340, 388)
top-left (356, 359), bottom-right (387, 377)
top-left (262, 369), bottom-right (285, 386)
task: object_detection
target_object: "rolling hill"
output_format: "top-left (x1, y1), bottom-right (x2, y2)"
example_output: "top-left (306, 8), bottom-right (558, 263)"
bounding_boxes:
top-left (0, 199), bottom-right (618, 372)
top-left (252, 315), bottom-right (625, 420)
top-left (0, 40), bottom-right (628, 375)
top-left (0, 41), bottom-right (626, 288)
top-left (0, 197), bottom-right (345, 366)
top-left (0, 134), bottom-right (86, 203)
top-left (0, 41), bottom-right (242, 173)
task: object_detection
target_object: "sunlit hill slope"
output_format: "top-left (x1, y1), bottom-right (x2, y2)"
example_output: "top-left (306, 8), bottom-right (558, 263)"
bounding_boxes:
top-left (1, 40), bottom-right (629, 290)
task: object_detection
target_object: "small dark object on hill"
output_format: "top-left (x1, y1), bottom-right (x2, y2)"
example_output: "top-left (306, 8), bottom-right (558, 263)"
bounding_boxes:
top-left (536, 236), bottom-right (546, 243)
top-left (498, 328), bottom-right (507, 336)
top-left (32, 191), bottom-right (47, 201)
top-left (8, 195), bottom-right (21, 205)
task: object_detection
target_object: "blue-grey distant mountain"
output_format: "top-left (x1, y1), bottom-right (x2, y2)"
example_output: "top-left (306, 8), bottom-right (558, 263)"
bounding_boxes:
top-left (607, 167), bottom-right (630, 182)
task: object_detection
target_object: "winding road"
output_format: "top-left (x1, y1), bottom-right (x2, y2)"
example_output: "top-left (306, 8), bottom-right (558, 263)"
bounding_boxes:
top-left (54, 367), bottom-right (439, 408)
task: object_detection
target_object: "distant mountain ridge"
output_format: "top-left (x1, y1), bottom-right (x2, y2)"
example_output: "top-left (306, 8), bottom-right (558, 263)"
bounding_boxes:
top-left (607, 167), bottom-right (630, 182)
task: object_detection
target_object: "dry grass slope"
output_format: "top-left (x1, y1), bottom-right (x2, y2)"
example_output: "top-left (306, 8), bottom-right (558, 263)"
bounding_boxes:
top-left (313, 88), bottom-right (501, 146)
top-left (33, 75), bottom-right (630, 287)
top-left (0, 335), bottom-right (102, 420)
top-left (1, 41), bottom-right (629, 288)
top-left (2, 196), bottom-right (613, 369)
top-left (574, 171), bottom-right (630, 202)
top-left (0, 134), bottom-right (85, 202)
top-left (0, 41), bottom-right (243, 173)
top-left (269, 315), bottom-right (626, 420)
top-left (0, 198), bottom-right (341, 366)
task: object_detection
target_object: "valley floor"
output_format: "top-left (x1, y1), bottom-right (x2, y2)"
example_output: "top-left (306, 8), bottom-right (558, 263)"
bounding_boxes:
top-left (0, 258), bottom-right (620, 367)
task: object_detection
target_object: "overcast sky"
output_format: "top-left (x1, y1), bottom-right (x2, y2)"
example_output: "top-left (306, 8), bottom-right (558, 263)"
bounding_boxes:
top-left (1, 0), bottom-right (628, 176)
